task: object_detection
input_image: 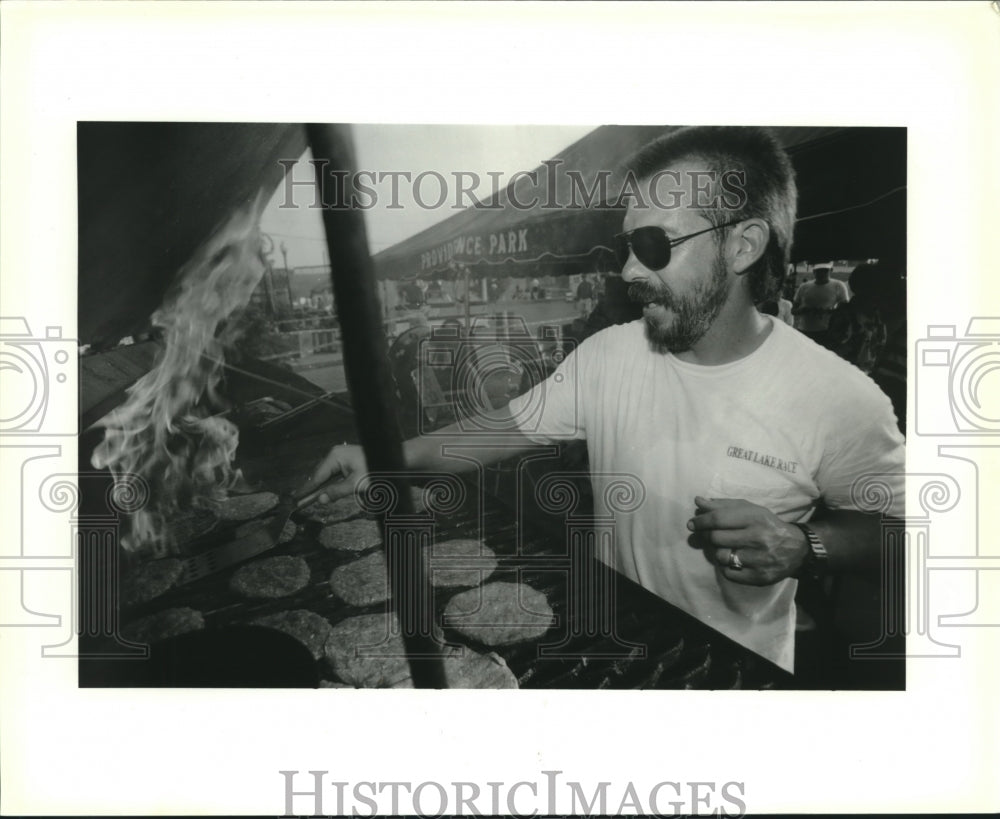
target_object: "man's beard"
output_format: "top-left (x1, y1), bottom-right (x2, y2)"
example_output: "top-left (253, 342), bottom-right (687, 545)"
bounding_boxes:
top-left (628, 253), bottom-right (730, 353)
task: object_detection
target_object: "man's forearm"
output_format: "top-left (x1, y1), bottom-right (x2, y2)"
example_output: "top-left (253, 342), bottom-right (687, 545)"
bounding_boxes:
top-left (402, 407), bottom-right (538, 473)
top-left (806, 508), bottom-right (898, 577)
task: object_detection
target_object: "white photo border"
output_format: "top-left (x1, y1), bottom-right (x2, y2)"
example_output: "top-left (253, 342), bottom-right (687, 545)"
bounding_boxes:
top-left (1, 1), bottom-right (998, 815)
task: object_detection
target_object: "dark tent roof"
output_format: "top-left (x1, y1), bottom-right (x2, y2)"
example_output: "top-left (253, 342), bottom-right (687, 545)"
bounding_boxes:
top-left (372, 125), bottom-right (905, 280)
top-left (78, 122), bottom-right (306, 347)
top-left (789, 127), bottom-right (906, 266)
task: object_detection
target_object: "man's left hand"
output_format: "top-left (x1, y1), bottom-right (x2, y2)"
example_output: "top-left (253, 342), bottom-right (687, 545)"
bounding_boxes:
top-left (687, 496), bottom-right (809, 586)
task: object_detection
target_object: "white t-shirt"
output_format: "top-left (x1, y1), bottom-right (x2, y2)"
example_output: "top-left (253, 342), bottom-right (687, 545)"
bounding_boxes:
top-left (508, 317), bottom-right (905, 671)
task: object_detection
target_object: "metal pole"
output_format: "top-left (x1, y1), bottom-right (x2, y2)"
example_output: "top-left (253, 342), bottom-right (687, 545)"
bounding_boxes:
top-left (260, 233), bottom-right (279, 316)
top-left (305, 124), bottom-right (446, 688)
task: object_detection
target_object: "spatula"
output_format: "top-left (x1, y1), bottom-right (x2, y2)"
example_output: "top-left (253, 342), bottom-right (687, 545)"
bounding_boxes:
top-left (177, 492), bottom-right (299, 585)
top-left (175, 477), bottom-right (351, 585)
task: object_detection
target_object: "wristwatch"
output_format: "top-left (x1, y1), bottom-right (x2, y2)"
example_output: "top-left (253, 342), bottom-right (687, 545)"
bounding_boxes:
top-left (793, 522), bottom-right (829, 580)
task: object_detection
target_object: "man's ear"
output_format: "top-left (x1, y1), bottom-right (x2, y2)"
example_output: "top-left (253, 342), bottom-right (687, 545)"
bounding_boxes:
top-left (729, 219), bottom-right (770, 275)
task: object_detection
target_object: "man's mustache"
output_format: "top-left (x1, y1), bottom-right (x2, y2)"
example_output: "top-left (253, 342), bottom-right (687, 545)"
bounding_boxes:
top-left (628, 281), bottom-right (673, 306)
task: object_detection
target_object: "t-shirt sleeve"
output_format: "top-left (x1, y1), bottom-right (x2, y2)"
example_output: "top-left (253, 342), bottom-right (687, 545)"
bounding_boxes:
top-left (815, 378), bottom-right (905, 516)
top-left (836, 280), bottom-right (850, 304)
top-left (506, 340), bottom-right (591, 444)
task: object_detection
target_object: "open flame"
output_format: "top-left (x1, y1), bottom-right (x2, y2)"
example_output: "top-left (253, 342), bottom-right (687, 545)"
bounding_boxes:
top-left (92, 199), bottom-right (268, 555)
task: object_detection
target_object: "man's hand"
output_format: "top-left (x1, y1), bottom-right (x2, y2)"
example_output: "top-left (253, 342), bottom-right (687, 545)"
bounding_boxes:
top-left (299, 444), bottom-right (369, 504)
top-left (687, 496), bottom-right (809, 586)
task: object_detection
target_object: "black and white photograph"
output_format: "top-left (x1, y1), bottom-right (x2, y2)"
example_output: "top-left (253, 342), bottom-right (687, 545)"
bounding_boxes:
top-left (2, 2), bottom-right (998, 817)
top-left (76, 122), bottom-right (907, 692)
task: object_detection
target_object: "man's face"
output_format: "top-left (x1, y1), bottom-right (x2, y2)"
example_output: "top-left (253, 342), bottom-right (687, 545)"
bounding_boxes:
top-left (814, 267), bottom-right (831, 284)
top-left (621, 161), bottom-right (733, 353)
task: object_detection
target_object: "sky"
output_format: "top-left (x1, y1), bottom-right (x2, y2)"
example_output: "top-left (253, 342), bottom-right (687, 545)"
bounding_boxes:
top-left (259, 124), bottom-right (595, 270)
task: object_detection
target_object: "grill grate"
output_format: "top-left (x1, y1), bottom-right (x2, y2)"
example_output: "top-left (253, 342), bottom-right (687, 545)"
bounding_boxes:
top-left (101, 434), bottom-right (792, 689)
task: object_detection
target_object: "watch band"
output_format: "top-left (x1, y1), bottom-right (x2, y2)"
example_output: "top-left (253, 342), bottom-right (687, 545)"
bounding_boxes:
top-left (793, 522), bottom-right (829, 580)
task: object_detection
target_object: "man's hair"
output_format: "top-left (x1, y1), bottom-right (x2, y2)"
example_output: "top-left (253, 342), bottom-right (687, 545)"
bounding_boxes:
top-left (627, 126), bottom-right (797, 302)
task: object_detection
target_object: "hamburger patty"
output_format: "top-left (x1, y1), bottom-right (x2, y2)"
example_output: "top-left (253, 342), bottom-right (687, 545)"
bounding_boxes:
top-left (443, 581), bottom-right (554, 646)
top-left (229, 555), bottom-right (310, 599)
top-left (122, 606), bottom-right (205, 645)
top-left (323, 613), bottom-right (517, 688)
top-left (214, 491), bottom-right (279, 522)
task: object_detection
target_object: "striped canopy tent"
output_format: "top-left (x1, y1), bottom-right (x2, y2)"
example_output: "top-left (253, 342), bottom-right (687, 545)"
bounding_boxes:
top-left (371, 125), bottom-right (906, 281)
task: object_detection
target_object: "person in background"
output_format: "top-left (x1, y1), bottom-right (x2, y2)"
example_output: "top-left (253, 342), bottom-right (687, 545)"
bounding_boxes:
top-left (792, 264), bottom-right (849, 347)
top-left (402, 281), bottom-right (424, 309)
top-left (827, 262), bottom-right (889, 374)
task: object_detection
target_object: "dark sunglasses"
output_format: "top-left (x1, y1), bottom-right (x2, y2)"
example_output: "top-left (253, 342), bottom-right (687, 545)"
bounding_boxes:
top-left (614, 219), bottom-right (742, 272)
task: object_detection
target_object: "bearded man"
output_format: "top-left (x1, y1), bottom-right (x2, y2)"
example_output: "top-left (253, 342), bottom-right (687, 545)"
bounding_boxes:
top-left (308, 126), bottom-right (905, 673)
